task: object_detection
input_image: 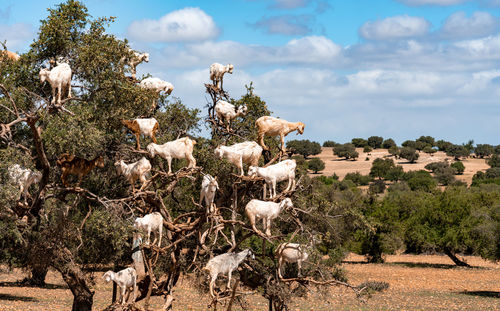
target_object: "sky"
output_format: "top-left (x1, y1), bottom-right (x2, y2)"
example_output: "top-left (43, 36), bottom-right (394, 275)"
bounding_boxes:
top-left (2, 0), bottom-right (500, 145)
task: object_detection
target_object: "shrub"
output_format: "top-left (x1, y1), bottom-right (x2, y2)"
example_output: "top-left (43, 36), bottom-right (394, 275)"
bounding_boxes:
top-left (425, 161), bottom-right (449, 173)
top-left (369, 179), bottom-right (386, 194)
top-left (307, 158), bottom-right (325, 173)
top-left (402, 140), bottom-right (416, 149)
top-left (370, 158), bottom-right (395, 179)
top-left (450, 161), bottom-right (465, 175)
top-left (400, 147), bottom-right (419, 163)
top-left (351, 138), bottom-right (367, 147)
top-left (422, 146), bottom-right (437, 155)
top-left (286, 139), bottom-right (322, 159)
top-left (385, 166), bottom-right (405, 182)
top-left (344, 172), bottom-right (372, 186)
top-left (436, 140), bottom-right (453, 152)
top-left (488, 154), bottom-right (500, 168)
top-left (416, 136), bottom-right (435, 147)
top-left (382, 138), bottom-right (397, 149)
top-left (434, 166), bottom-right (457, 185)
top-left (388, 146), bottom-right (400, 158)
top-left (367, 136), bottom-right (383, 149)
top-left (446, 144), bottom-right (469, 160)
top-left (334, 143), bottom-right (359, 160)
top-left (363, 145), bottom-right (373, 153)
top-left (403, 170), bottom-right (436, 192)
top-left (475, 144), bottom-right (494, 158)
top-left (323, 140), bottom-right (337, 147)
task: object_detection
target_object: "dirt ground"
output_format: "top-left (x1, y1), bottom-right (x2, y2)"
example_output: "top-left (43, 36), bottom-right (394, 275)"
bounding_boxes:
top-left (1, 253), bottom-right (498, 310)
top-left (309, 147), bottom-right (490, 185)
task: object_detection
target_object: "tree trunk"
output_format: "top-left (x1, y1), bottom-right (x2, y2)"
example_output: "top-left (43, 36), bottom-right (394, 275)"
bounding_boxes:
top-left (23, 265), bottom-right (48, 286)
top-left (444, 248), bottom-right (470, 267)
top-left (51, 246), bottom-right (94, 311)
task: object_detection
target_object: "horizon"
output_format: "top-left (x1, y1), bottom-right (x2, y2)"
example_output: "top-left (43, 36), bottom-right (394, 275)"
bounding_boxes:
top-left (2, 0), bottom-right (500, 145)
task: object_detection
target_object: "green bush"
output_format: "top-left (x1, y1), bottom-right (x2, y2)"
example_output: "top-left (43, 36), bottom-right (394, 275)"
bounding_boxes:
top-left (322, 140), bottom-right (338, 147)
top-left (308, 158), bottom-right (325, 173)
top-left (344, 172), bottom-right (373, 186)
top-left (400, 147), bottom-right (419, 163)
top-left (450, 161), bottom-right (465, 175)
top-left (351, 138), bottom-right (367, 148)
top-left (475, 144), bottom-right (494, 158)
top-left (488, 154), bottom-right (500, 168)
top-left (363, 145), bottom-right (373, 153)
top-left (369, 179), bottom-right (386, 194)
top-left (388, 146), bottom-right (400, 158)
top-left (382, 138), bottom-right (397, 149)
top-left (367, 136), bottom-right (383, 149)
top-left (286, 139), bottom-right (322, 159)
top-left (446, 144), bottom-right (469, 160)
top-left (370, 158), bottom-right (395, 179)
top-left (334, 143), bottom-right (359, 160)
top-left (403, 170), bottom-right (436, 192)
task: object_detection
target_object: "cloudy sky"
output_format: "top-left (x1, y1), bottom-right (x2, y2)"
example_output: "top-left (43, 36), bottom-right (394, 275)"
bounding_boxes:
top-left (2, 0), bottom-right (500, 145)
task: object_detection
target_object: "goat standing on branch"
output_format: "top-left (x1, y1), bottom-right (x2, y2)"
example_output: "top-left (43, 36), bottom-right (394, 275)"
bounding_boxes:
top-left (215, 100), bottom-right (247, 131)
top-left (248, 159), bottom-right (296, 199)
top-left (214, 141), bottom-right (263, 176)
top-left (8, 164), bottom-right (42, 203)
top-left (203, 249), bottom-right (254, 298)
top-left (199, 174), bottom-right (219, 214)
top-left (275, 242), bottom-right (308, 279)
top-left (1, 50), bottom-right (20, 61)
top-left (56, 153), bottom-right (104, 187)
top-left (39, 62), bottom-right (72, 105)
top-left (256, 116), bottom-right (305, 151)
top-left (102, 267), bottom-right (137, 305)
top-left (114, 157), bottom-right (151, 193)
top-left (147, 137), bottom-right (197, 174)
top-left (139, 77), bottom-right (174, 111)
top-left (121, 118), bottom-right (158, 150)
top-left (210, 62), bottom-right (234, 90)
top-left (134, 212), bottom-right (163, 246)
top-left (245, 198), bottom-right (293, 237)
top-left (121, 48), bottom-right (149, 79)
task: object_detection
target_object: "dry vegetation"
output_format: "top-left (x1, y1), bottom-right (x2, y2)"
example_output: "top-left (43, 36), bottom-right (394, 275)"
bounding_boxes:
top-left (1, 253), bottom-right (498, 310)
top-left (310, 147), bottom-right (489, 185)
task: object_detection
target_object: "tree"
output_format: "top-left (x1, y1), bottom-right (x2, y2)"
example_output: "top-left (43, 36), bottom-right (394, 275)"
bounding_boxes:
top-left (323, 140), bottom-right (337, 147)
top-left (370, 158), bottom-right (395, 180)
top-left (450, 161), bottom-right (465, 175)
top-left (436, 140), bottom-right (453, 152)
top-left (286, 139), bottom-right (321, 159)
top-left (416, 135), bottom-right (435, 147)
top-left (401, 140), bottom-right (416, 149)
top-left (399, 147), bottom-right (419, 163)
top-left (363, 145), bottom-right (373, 153)
top-left (382, 138), bottom-right (396, 149)
top-left (334, 143), bottom-right (359, 160)
top-left (475, 144), bottom-right (494, 158)
top-left (446, 144), bottom-right (469, 160)
top-left (402, 170), bottom-right (436, 192)
top-left (367, 136), bottom-right (383, 149)
top-left (351, 138), bottom-right (367, 147)
top-left (388, 146), bottom-right (400, 158)
top-left (344, 172), bottom-right (372, 186)
top-left (307, 158), bottom-right (325, 173)
top-left (487, 154), bottom-right (500, 168)
top-left (422, 146), bottom-right (437, 155)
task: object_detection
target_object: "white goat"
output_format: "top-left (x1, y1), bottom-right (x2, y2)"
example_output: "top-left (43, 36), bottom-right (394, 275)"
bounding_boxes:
top-left (8, 164), bottom-right (42, 203)
top-left (147, 137), bottom-right (197, 174)
top-left (121, 118), bottom-right (159, 150)
top-left (214, 141), bottom-right (263, 176)
top-left (248, 159), bottom-right (296, 199)
top-left (210, 62), bottom-right (234, 89)
top-left (122, 48), bottom-right (149, 79)
top-left (139, 77), bottom-right (174, 110)
top-left (275, 243), bottom-right (309, 279)
top-left (39, 62), bottom-right (72, 105)
top-left (134, 212), bottom-right (163, 247)
top-left (199, 174), bottom-right (219, 214)
top-left (256, 116), bottom-right (305, 151)
top-left (215, 100), bottom-right (247, 131)
top-left (203, 249), bottom-right (254, 298)
top-left (114, 157), bottom-right (151, 192)
top-left (245, 198), bottom-right (293, 237)
top-left (102, 267), bottom-right (137, 305)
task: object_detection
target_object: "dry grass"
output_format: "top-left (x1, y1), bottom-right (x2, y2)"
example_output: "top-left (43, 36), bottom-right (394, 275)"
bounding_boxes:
top-left (308, 147), bottom-right (490, 185)
top-left (1, 254), bottom-right (498, 310)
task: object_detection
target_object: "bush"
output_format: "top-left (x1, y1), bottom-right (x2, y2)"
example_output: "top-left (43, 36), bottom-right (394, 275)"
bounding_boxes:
top-left (486, 167), bottom-right (500, 179)
top-left (450, 161), bottom-right (465, 175)
top-left (286, 139), bottom-right (322, 159)
top-left (382, 138), bottom-right (396, 149)
top-left (334, 143), bottom-right (359, 160)
top-left (403, 170), bottom-right (436, 192)
top-left (307, 158), bottom-right (325, 173)
top-left (400, 147), bottom-right (419, 163)
top-left (323, 140), bottom-right (337, 147)
top-left (422, 146), bottom-right (437, 155)
top-left (446, 144), bottom-right (469, 160)
top-left (367, 136), bottom-right (383, 149)
top-left (385, 166), bottom-right (405, 182)
top-left (363, 145), bottom-right (373, 153)
top-left (487, 154), bottom-right (500, 168)
top-left (436, 140), bottom-right (453, 152)
top-left (344, 172), bottom-right (372, 186)
top-left (388, 146), bottom-right (400, 158)
top-left (370, 158), bottom-right (395, 179)
top-left (416, 136), bottom-right (435, 147)
top-left (402, 140), bottom-right (417, 149)
top-left (425, 161), bottom-right (449, 173)
top-left (415, 140), bottom-right (429, 151)
top-left (434, 166), bottom-right (457, 185)
top-left (369, 179), bottom-right (386, 194)
top-left (351, 138), bottom-right (367, 147)
top-left (475, 144), bottom-right (494, 158)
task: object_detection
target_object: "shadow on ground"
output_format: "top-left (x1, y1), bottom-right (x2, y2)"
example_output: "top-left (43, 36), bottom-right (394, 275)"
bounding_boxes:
top-left (460, 291), bottom-right (500, 298)
top-left (0, 293), bottom-right (38, 302)
top-left (0, 281), bottom-right (68, 290)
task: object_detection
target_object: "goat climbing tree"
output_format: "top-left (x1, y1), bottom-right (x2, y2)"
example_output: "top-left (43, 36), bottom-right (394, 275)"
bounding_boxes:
top-left (0, 1), bottom-right (372, 311)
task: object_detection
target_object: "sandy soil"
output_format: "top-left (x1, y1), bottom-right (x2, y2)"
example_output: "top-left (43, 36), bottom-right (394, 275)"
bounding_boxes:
top-left (308, 147), bottom-right (490, 185)
top-left (1, 254), bottom-right (498, 310)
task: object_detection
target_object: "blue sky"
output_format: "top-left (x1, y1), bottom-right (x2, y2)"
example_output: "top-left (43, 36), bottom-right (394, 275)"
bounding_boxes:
top-left (2, 0), bottom-right (500, 145)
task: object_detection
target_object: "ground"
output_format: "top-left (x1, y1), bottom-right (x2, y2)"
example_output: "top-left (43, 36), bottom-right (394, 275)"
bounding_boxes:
top-left (308, 147), bottom-right (489, 185)
top-left (1, 253), bottom-right (498, 310)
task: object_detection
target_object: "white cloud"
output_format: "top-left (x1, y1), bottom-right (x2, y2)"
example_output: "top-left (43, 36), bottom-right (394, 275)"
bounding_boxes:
top-left (0, 23), bottom-right (33, 51)
top-left (128, 7), bottom-right (219, 43)
top-left (441, 11), bottom-right (499, 39)
top-left (396, 0), bottom-right (469, 6)
top-left (251, 15), bottom-right (313, 35)
top-left (360, 15), bottom-right (430, 40)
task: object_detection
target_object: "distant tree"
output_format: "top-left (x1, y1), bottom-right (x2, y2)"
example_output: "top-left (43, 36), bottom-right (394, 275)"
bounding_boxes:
top-left (486, 167), bottom-right (500, 179)
top-left (286, 139), bottom-right (321, 159)
top-left (363, 145), bottom-right (373, 153)
top-left (385, 166), bottom-right (405, 182)
top-left (370, 158), bottom-right (395, 179)
top-left (450, 161), bottom-right (465, 175)
top-left (446, 144), bottom-right (469, 160)
top-left (488, 154), bottom-right (500, 168)
top-left (463, 139), bottom-right (475, 154)
top-left (403, 170), bottom-right (437, 192)
top-left (434, 166), bottom-right (457, 185)
top-left (369, 179), bottom-right (386, 194)
top-left (425, 161), bottom-right (449, 173)
top-left (308, 158), bottom-right (325, 173)
top-left (334, 143), bottom-right (359, 160)
top-left (323, 140), bottom-right (338, 147)
top-left (400, 147), bottom-right (419, 163)
top-left (402, 140), bottom-right (417, 149)
top-left (382, 138), bottom-right (397, 149)
top-left (344, 172), bottom-right (373, 186)
top-left (388, 146), bottom-right (400, 158)
top-left (422, 146), bottom-right (437, 155)
top-left (414, 140), bottom-right (429, 151)
top-left (416, 135), bottom-right (435, 147)
top-left (495, 145), bottom-right (500, 155)
top-left (436, 140), bottom-right (453, 152)
top-left (367, 136), bottom-right (383, 149)
top-left (475, 144), bottom-right (494, 158)
top-left (351, 138), bottom-right (367, 147)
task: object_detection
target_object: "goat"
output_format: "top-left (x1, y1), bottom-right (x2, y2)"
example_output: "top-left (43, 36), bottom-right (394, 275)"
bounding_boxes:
top-left (248, 159), bottom-right (296, 199)
top-left (255, 116), bottom-right (305, 151)
top-left (215, 100), bottom-right (247, 131)
top-left (102, 267), bottom-right (137, 305)
top-left (115, 157), bottom-right (151, 192)
top-left (199, 174), bottom-right (219, 214)
top-left (214, 141), bottom-right (263, 176)
top-left (275, 242), bottom-right (309, 279)
top-left (39, 62), bottom-right (72, 105)
top-left (134, 212), bottom-right (163, 247)
top-left (139, 77), bottom-right (174, 110)
top-left (245, 198), bottom-right (293, 236)
top-left (121, 48), bottom-right (149, 79)
top-left (146, 137), bottom-right (197, 174)
top-left (56, 153), bottom-right (104, 187)
top-left (203, 249), bottom-right (254, 298)
top-left (8, 164), bottom-right (42, 203)
top-left (1, 50), bottom-right (20, 61)
top-left (121, 118), bottom-right (159, 150)
top-left (209, 62), bottom-right (234, 90)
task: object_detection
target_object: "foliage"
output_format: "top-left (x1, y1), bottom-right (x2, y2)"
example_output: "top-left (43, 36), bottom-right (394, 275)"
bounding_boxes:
top-left (436, 140), bottom-right (453, 152)
top-left (416, 136), bottom-right (435, 147)
top-left (422, 146), bottom-right (437, 155)
top-left (401, 140), bottom-right (416, 149)
top-left (370, 158), bottom-right (395, 180)
top-left (369, 179), bottom-right (386, 195)
top-left (322, 140), bottom-right (338, 147)
top-left (363, 145), bottom-right (373, 153)
top-left (475, 144), bottom-right (494, 158)
top-left (446, 144), bottom-right (469, 160)
top-left (402, 170), bottom-right (436, 192)
top-left (334, 143), bottom-right (359, 160)
top-left (307, 158), bottom-right (325, 173)
top-left (487, 154), bottom-right (500, 168)
top-left (286, 139), bottom-right (321, 159)
top-left (367, 136), bottom-right (383, 149)
top-left (399, 147), bottom-right (419, 163)
top-left (382, 138), bottom-right (396, 149)
top-left (351, 138), bottom-right (367, 148)
top-left (450, 161), bottom-right (465, 175)
top-left (344, 172), bottom-right (372, 186)
top-left (388, 146), bottom-right (399, 158)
